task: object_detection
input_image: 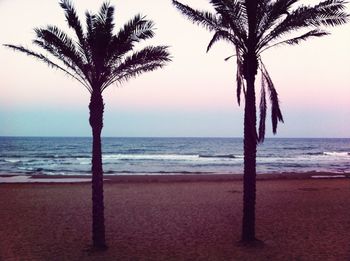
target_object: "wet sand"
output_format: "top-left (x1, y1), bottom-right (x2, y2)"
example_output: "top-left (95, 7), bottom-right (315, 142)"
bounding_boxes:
top-left (0, 175), bottom-right (349, 260)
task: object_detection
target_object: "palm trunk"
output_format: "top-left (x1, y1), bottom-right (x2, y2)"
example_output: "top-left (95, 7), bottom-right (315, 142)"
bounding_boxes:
top-left (241, 53), bottom-right (258, 243)
top-left (89, 91), bottom-right (107, 249)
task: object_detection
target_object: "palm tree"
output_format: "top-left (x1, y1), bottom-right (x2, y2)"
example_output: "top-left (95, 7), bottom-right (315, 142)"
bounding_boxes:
top-left (5, 0), bottom-right (170, 249)
top-left (172, 0), bottom-right (348, 243)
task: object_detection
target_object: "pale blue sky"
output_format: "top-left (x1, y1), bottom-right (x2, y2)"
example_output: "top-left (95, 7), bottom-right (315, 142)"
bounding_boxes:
top-left (1, 0), bottom-right (350, 137)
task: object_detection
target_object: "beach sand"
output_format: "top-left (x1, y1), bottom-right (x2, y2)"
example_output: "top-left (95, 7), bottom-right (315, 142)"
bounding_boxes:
top-left (0, 175), bottom-right (349, 260)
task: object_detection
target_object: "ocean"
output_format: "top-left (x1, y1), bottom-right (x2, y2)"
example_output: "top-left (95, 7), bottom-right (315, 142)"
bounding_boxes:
top-left (0, 137), bottom-right (349, 176)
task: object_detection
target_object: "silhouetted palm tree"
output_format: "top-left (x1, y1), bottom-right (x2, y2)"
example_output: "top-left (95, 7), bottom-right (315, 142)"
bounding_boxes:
top-left (5, 0), bottom-right (170, 249)
top-left (172, 0), bottom-right (348, 243)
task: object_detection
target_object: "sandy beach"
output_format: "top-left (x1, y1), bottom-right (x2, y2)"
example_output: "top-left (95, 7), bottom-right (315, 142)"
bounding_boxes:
top-left (0, 174), bottom-right (349, 260)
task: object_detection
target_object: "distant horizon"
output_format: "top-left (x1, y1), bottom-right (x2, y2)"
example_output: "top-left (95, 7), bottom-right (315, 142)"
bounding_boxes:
top-left (1, 135), bottom-right (349, 139)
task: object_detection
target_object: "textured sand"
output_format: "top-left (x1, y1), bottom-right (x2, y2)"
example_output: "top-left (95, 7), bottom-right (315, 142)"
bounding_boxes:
top-left (0, 178), bottom-right (349, 260)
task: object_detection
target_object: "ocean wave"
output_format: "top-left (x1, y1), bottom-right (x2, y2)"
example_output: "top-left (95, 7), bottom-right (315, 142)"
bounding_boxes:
top-left (283, 146), bottom-right (315, 150)
top-left (17, 166), bottom-right (34, 171)
top-left (198, 154), bottom-right (236, 159)
top-left (191, 163), bottom-right (239, 167)
top-left (323, 151), bottom-right (350, 157)
top-left (302, 151), bottom-right (350, 157)
top-left (305, 152), bottom-right (323, 155)
top-left (103, 170), bottom-right (217, 175)
top-left (39, 154), bottom-right (89, 159)
top-left (4, 159), bottom-right (21, 163)
top-left (102, 153), bottom-right (240, 162)
top-left (1, 137), bottom-right (350, 175)
top-left (102, 154), bottom-right (199, 161)
top-left (115, 149), bottom-right (150, 154)
top-left (77, 159), bottom-right (90, 165)
top-left (1, 154), bottom-right (90, 159)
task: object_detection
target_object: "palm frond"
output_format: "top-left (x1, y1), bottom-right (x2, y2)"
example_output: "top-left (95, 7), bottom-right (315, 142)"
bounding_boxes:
top-left (84, 4), bottom-right (116, 82)
top-left (105, 36), bottom-right (133, 68)
top-left (260, 62), bottom-right (284, 134)
top-left (207, 30), bottom-right (235, 52)
top-left (59, 0), bottom-right (91, 65)
top-left (257, 0), bottom-right (298, 41)
top-left (86, 11), bottom-right (97, 45)
top-left (59, 0), bottom-right (85, 44)
top-left (224, 54), bottom-right (236, 61)
top-left (110, 63), bottom-right (168, 87)
top-left (210, 0), bottom-right (244, 12)
top-left (259, 0), bottom-right (348, 50)
top-left (260, 29), bottom-right (329, 53)
top-left (309, 0), bottom-right (349, 26)
top-left (32, 39), bottom-right (89, 86)
top-left (283, 29), bottom-right (329, 44)
top-left (103, 46), bottom-right (171, 90)
top-left (211, 0), bottom-right (248, 43)
top-left (95, 2), bottom-right (114, 33)
top-left (258, 72), bottom-right (267, 143)
top-left (128, 14), bottom-right (155, 41)
top-left (4, 44), bottom-right (92, 92)
top-left (236, 50), bottom-right (244, 105)
top-left (105, 14), bottom-right (156, 69)
top-left (172, 0), bottom-right (221, 31)
top-left (109, 14), bottom-right (155, 61)
top-left (115, 46), bottom-right (171, 73)
top-left (35, 26), bottom-right (84, 64)
top-left (33, 26), bottom-right (89, 83)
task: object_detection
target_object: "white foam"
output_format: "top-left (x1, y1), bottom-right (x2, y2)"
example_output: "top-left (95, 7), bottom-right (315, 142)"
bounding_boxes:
top-left (103, 154), bottom-right (198, 160)
top-left (323, 152), bottom-right (349, 157)
top-left (311, 175), bottom-right (346, 179)
top-left (102, 154), bottom-right (239, 162)
top-left (0, 176), bottom-right (92, 183)
top-left (5, 159), bottom-right (20, 163)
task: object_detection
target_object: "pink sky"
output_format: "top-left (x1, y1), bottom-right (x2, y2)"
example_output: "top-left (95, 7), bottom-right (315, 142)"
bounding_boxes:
top-left (1, 0), bottom-right (350, 137)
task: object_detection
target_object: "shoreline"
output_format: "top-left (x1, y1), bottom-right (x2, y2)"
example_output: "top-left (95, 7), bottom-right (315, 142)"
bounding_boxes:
top-left (0, 171), bottom-right (349, 183)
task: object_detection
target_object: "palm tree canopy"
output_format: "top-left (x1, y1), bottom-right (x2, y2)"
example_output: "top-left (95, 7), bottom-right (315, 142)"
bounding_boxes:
top-left (173, 0), bottom-right (348, 141)
top-left (173, 0), bottom-right (348, 55)
top-left (4, 0), bottom-right (171, 93)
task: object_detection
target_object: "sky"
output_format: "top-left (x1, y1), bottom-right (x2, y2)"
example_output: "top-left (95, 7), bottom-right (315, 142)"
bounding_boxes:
top-left (1, 0), bottom-right (350, 138)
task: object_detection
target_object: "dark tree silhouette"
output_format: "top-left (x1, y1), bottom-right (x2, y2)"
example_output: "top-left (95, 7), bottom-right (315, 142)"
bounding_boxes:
top-left (172, 0), bottom-right (348, 243)
top-left (5, 1), bottom-right (170, 249)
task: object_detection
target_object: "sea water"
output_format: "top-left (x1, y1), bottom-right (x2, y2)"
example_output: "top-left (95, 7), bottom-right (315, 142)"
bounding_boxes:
top-left (0, 137), bottom-right (349, 176)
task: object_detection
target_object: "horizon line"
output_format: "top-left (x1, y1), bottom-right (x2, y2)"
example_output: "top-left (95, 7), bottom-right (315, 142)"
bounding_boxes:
top-left (1, 136), bottom-right (349, 139)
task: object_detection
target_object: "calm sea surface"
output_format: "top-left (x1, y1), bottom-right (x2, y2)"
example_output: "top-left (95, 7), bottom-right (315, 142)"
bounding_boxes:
top-left (0, 137), bottom-right (349, 176)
